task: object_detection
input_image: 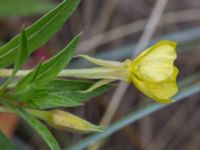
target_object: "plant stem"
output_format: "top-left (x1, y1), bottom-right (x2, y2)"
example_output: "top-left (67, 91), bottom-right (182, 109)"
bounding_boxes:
top-left (0, 68), bottom-right (130, 82)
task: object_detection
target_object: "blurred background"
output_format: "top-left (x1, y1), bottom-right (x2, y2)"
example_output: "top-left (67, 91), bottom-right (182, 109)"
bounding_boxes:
top-left (0, 0), bottom-right (200, 150)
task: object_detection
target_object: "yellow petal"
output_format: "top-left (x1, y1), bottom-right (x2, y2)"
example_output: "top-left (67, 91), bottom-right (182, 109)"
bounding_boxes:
top-left (148, 67), bottom-right (178, 99)
top-left (132, 40), bottom-right (177, 82)
top-left (132, 67), bottom-right (178, 103)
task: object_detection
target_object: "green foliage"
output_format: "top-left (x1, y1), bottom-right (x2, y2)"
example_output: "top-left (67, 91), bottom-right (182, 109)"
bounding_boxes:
top-left (48, 79), bottom-right (110, 103)
top-left (17, 33), bottom-right (81, 88)
top-left (0, 0), bottom-right (80, 67)
top-left (17, 108), bottom-right (60, 150)
top-left (0, 0), bottom-right (111, 150)
top-left (0, 98), bottom-right (60, 150)
top-left (1, 29), bottom-right (28, 88)
top-left (0, 0), bottom-right (55, 17)
top-left (18, 79), bottom-right (111, 109)
top-left (0, 132), bottom-right (16, 150)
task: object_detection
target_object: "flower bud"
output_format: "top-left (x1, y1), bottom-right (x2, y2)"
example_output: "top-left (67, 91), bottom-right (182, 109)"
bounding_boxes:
top-left (28, 109), bottom-right (104, 133)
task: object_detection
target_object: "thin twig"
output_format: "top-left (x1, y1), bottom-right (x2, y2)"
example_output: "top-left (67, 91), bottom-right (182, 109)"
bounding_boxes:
top-left (78, 9), bottom-right (200, 53)
top-left (93, 0), bottom-right (119, 34)
top-left (83, 0), bottom-right (95, 32)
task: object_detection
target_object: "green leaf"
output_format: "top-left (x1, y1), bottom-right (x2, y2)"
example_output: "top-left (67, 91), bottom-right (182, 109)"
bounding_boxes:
top-left (7, 61), bottom-right (44, 103)
top-left (0, 99), bottom-right (60, 150)
top-left (0, 0), bottom-right (81, 67)
top-left (1, 29), bottom-right (28, 88)
top-left (0, 132), bottom-right (16, 150)
top-left (47, 79), bottom-right (111, 103)
top-left (17, 34), bottom-right (81, 87)
top-left (0, 0), bottom-right (55, 17)
top-left (15, 29), bottom-right (29, 70)
top-left (30, 93), bottom-right (82, 109)
top-left (17, 60), bottom-right (44, 89)
top-left (23, 79), bottom-right (111, 109)
top-left (17, 108), bottom-right (60, 150)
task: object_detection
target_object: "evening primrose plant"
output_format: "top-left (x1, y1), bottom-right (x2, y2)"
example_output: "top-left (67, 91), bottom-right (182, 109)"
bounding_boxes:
top-left (0, 0), bottom-right (178, 150)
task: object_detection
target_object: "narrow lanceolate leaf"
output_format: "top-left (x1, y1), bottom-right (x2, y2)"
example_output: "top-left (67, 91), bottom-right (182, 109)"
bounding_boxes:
top-left (17, 108), bottom-right (60, 150)
top-left (17, 34), bottom-right (81, 87)
top-left (47, 79), bottom-right (111, 103)
top-left (24, 79), bottom-right (111, 109)
top-left (15, 29), bottom-right (29, 69)
top-left (0, 0), bottom-right (81, 67)
top-left (0, 0), bottom-right (55, 17)
top-left (0, 99), bottom-right (60, 150)
top-left (1, 29), bottom-right (28, 88)
top-left (18, 60), bottom-right (44, 87)
top-left (0, 132), bottom-right (16, 150)
top-left (27, 93), bottom-right (82, 109)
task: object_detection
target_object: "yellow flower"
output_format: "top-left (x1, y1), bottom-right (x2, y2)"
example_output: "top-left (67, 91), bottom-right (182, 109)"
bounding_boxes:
top-left (69, 40), bottom-right (179, 103)
top-left (129, 41), bottom-right (179, 103)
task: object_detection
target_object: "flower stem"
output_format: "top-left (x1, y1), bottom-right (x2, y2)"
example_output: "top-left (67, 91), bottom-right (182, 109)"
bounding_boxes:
top-left (0, 68), bottom-right (130, 82)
